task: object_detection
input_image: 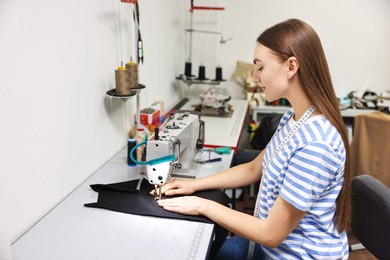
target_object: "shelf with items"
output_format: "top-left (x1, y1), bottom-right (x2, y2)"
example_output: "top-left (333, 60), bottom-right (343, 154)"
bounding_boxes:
top-left (251, 104), bottom-right (375, 126)
top-left (177, 1), bottom-right (229, 100)
top-left (106, 84), bottom-right (145, 101)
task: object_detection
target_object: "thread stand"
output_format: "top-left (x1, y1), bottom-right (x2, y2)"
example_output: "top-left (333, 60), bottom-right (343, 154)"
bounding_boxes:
top-left (106, 84), bottom-right (145, 102)
top-left (176, 1), bottom-right (228, 102)
top-left (106, 89), bottom-right (137, 101)
top-left (176, 75), bottom-right (220, 100)
top-left (131, 84), bottom-right (146, 134)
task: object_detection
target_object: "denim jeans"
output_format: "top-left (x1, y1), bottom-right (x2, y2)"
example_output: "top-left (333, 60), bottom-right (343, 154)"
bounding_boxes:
top-left (212, 236), bottom-right (265, 260)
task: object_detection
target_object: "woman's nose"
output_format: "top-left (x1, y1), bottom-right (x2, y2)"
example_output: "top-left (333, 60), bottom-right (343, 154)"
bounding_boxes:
top-left (252, 70), bottom-right (260, 84)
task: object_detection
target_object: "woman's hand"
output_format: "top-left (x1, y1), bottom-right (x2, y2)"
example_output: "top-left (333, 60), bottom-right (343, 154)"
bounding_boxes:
top-left (157, 196), bottom-right (207, 215)
top-left (150, 178), bottom-right (197, 197)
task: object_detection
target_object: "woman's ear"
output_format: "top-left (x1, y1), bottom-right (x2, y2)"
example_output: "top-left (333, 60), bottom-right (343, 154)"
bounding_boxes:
top-left (287, 57), bottom-right (299, 80)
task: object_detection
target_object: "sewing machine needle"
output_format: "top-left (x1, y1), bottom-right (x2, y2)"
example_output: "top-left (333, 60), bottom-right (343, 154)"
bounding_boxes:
top-left (158, 185), bottom-right (162, 200)
top-left (154, 185), bottom-right (159, 200)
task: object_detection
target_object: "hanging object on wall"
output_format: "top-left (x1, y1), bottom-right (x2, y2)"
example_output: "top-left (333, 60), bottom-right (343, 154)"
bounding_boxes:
top-left (121, 0), bottom-right (137, 3)
top-left (175, 0), bottom-right (228, 101)
top-left (186, 0), bottom-right (225, 64)
top-left (189, 0), bottom-right (225, 12)
top-left (120, 0), bottom-right (143, 64)
top-left (120, 0), bottom-right (146, 141)
top-left (133, 2), bottom-right (143, 64)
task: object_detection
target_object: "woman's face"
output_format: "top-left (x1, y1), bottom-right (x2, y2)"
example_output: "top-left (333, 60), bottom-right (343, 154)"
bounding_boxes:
top-left (252, 43), bottom-right (290, 102)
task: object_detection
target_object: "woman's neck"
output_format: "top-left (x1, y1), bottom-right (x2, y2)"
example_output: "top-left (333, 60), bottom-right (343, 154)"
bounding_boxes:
top-left (286, 87), bottom-right (316, 120)
top-left (291, 100), bottom-right (314, 120)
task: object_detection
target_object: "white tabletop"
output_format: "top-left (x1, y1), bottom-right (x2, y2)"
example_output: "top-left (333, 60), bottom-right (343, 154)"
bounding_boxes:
top-left (180, 98), bottom-right (248, 149)
top-left (12, 147), bottom-right (234, 260)
top-left (251, 105), bottom-right (376, 124)
top-left (252, 105), bottom-right (375, 117)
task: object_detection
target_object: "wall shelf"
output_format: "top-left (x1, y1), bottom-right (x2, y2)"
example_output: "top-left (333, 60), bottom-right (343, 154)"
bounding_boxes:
top-left (106, 84), bottom-right (145, 101)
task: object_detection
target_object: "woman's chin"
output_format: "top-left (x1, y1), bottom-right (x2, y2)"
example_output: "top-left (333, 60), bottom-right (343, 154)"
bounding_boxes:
top-left (265, 96), bottom-right (275, 103)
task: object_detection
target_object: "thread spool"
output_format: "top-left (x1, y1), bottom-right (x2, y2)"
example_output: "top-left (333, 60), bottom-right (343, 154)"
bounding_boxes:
top-left (214, 66), bottom-right (224, 81)
top-left (135, 133), bottom-right (145, 162)
top-left (197, 64), bottom-right (208, 80)
top-left (127, 139), bottom-right (136, 166)
top-left (184, 62), bottom-right (193, 77)
top-left (126, 61), bottom-right (138, 88)
top-left (115, 66), bottom-right (131, 95)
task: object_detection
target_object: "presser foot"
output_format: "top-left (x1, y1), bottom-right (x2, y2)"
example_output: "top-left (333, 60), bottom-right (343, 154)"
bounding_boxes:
top-left (154, 185), bottom-right (162, 201)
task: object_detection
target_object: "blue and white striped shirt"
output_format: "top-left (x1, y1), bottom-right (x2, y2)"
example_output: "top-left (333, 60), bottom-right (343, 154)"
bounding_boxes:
top-left (259, 109), bottom-right (349, 259)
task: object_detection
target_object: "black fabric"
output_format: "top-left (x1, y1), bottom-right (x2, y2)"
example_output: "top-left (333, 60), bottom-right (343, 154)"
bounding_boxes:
top-left (351, 175), bottom-right (390, 259)
top-left (85, 178), bottom-right (231, 223)
top-left (84, 178), bottom-right (231, 258)
top-left (251, 113), bottom-right (283, 150)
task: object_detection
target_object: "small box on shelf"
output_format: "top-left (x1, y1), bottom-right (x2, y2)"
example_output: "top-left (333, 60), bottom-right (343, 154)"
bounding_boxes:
top-left (140, 107), bottom-right (160, 125)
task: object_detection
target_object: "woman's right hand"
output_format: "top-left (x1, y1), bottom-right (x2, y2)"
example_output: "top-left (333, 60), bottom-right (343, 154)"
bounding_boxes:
top-left (157, 178), bottom-right (197, 197)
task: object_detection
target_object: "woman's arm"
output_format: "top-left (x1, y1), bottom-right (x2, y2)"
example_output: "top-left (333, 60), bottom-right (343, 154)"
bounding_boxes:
top-left (195, 149), bottom-right (265, 190)
top-left (158, 148), bottom-right (306, 246)
top-left (203, 195), bottom-right (305, 247)
top-left (158, 194), bottom-right (305, 247)
top-left (160, 149), bottom-right (265, 196)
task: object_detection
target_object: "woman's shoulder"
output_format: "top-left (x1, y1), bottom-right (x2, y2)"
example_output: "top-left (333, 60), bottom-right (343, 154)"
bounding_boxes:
top-left (276, 109), bottom-right (294, 130)
top-left (299, 115), bottom-right (346, 157)
top-left (306, 115), bottom-right (341, 140)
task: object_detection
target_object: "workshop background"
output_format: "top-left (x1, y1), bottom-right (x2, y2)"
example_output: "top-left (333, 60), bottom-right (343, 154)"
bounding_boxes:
top-left (1, 0), bottom-right (389, 246)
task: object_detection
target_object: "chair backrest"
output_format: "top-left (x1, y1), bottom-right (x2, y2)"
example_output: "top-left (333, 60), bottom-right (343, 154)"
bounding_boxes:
top-left (351, 174), bottom-right (390, 259)
top-left (251, 113), bottom-right (283, 150)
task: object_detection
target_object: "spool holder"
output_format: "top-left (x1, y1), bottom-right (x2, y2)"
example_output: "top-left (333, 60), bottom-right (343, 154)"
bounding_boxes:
top-left (176, 63), bottom-right (226, 100)
top-left (176, 75), bottom-right (220, 100)
top-left (106, 84), bottom-right (145, 101)
top-left (176, 1), bottom-right (228, 100)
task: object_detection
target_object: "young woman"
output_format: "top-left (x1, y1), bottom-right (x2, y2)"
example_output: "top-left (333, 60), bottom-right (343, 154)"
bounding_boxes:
top-left (157, 19), bottom-right (351, 259)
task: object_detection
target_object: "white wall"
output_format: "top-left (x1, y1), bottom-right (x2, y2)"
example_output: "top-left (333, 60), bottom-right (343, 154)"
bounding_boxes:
top-left (189, 0), bottom-right (390, 97)
top-left (0, 0), bottom-right (184, 244)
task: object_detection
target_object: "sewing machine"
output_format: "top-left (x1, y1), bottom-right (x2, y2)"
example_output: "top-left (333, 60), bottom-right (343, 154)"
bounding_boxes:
top-left (136, 111), bottom-right (203, 199)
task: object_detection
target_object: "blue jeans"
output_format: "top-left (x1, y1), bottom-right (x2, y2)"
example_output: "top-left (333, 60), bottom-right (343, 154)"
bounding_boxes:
top-left (212, 236), bottom-right (265, 260)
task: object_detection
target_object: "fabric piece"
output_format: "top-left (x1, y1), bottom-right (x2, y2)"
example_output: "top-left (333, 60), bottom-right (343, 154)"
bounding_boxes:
top-left (350, 111), bottom-right (390, 187)
top-left (85, 178), bottom-right (232, 224)
top-left (84, 178), bottom-right (231, 258)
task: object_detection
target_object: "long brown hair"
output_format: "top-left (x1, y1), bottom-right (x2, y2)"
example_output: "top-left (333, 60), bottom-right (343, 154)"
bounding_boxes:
top-left (257, 19), bottom-right (351, 232)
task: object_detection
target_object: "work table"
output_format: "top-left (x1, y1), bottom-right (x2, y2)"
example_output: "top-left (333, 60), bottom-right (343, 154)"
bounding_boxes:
top-left (12, 147), bottom-right (233, 260)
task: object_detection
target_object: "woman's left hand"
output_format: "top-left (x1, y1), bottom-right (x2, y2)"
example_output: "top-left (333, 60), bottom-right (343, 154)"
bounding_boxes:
top-left (157, 196), bottom-right (206, 215)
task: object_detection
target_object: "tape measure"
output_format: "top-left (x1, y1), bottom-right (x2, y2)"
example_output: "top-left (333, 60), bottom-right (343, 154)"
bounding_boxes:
top-left (187, 223), bottom-right (206, 260)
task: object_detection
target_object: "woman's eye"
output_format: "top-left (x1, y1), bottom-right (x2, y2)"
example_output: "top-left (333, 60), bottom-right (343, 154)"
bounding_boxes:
top-left (257, 67), bottom-right (263, 71)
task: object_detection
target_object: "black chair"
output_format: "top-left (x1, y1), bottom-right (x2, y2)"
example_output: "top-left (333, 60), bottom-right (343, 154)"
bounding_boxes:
top-left (250, 113), bottom-right (283, 151)
top-left (350, 174), bottom-right (390, 259)
top-left (232, 113), bottom-right (283, 167)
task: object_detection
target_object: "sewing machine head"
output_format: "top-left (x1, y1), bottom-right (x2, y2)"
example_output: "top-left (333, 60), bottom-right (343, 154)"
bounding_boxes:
top-left (145, 111), bottom-right (203, 197)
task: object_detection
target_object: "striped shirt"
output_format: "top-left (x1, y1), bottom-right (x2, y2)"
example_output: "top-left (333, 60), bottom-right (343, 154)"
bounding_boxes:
top-left (259, 109), bottom-right (349, 259)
